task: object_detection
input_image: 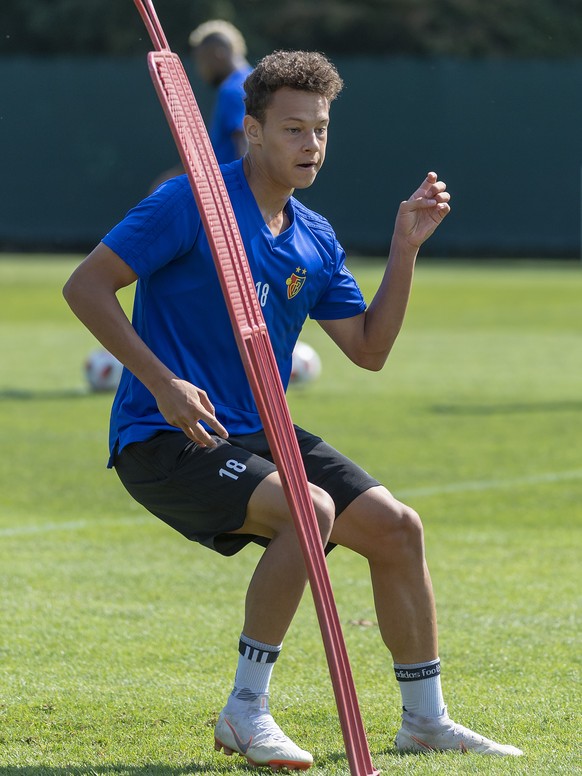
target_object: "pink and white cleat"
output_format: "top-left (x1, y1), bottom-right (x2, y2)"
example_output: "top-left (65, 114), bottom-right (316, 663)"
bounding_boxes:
top-left (396, 708), bottom-right (523, 756)
top-left (215, 706), bottom-right (313, 770)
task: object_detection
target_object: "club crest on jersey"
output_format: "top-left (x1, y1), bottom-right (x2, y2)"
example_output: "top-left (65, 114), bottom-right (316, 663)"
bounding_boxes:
top-left (286, 267), bottom-right (307, 300)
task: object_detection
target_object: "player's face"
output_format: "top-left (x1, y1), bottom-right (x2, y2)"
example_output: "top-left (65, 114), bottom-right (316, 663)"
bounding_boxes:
top-left (246, 87), bottom-right (330, 191)
top-left (193, 42), bottom-right (230, 87)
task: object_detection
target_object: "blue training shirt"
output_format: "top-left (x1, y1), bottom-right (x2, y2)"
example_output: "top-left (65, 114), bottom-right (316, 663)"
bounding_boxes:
top-left (103, 159), bottom-right (367, 462)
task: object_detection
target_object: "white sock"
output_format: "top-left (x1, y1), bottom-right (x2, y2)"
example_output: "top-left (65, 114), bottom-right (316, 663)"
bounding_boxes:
top-left (394, 658), bottom-right (445, 717)
top-left (227, 633), bottom-right (282, 710)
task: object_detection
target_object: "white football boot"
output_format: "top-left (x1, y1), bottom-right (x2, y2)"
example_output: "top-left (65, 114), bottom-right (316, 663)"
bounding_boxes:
top-left (215, 703), bottom-right (313, 770)
top-left (396, 708), bottom-right (523, 756)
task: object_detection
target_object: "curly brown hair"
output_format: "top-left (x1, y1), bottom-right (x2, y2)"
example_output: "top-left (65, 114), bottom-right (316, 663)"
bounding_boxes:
top-left (244, 50), bottom-right (344, 123)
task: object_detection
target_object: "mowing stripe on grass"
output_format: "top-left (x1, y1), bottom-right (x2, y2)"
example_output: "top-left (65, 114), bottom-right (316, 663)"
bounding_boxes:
top-left (1, 468), bottom-right (582, 538)
top-left (0, 515), bottom-right (151, 537)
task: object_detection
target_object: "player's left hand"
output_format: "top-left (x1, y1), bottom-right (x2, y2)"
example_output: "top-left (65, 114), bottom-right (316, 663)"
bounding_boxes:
top-left (394, 172), bottom-right (451, 249)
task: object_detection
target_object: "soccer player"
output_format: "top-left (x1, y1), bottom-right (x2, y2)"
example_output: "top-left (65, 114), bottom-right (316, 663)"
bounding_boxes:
top-left (189, 20), bottom-right (253, 164)
top-left (63, 50), bottom-right (523, 770)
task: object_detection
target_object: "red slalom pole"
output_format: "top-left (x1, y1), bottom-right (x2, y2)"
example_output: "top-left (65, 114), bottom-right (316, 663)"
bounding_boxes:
top-left (132, 3), bottom-right (379, 774)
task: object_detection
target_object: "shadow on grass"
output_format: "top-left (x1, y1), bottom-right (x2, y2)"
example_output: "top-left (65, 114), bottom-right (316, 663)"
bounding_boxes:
top-left (0, 769), bottom-right (216, 775)
top-left (432, 399), bottom-right (582, 415)
top-left (0, 750), bottom-right (357, 776)
top-left (0, 760), bottom-right (353, 776)
top-left (0, 768), bottom-right (222, 776)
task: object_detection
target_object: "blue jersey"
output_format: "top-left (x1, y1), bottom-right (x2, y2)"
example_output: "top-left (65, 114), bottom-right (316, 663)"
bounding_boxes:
top-left (103, 159), bottom-right (366, 461)
top-left (210, 66), bottom-right (252, 164)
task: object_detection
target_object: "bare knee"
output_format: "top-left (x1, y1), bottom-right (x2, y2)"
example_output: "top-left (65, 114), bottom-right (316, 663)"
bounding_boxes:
top-left (334, 489), bottom-right (425, 562)
top-left (384, 503), bottom-right (424, 557)
top-left (274, 484), bottom-right (334, 545)
top-left (309, 484), bottom-right (335, 543)
top-left (243, 473), bottom-right (334, 545)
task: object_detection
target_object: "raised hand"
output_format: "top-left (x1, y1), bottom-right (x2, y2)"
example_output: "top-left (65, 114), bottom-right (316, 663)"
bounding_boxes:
top-left (394, 172), bottom-right (451, 249)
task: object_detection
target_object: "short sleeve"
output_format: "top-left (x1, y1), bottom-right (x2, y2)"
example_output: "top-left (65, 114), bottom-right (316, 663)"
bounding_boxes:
top-left (102, 176), bottom-right (201, 278)
top-left (310, 239), bottom-right (367, 320)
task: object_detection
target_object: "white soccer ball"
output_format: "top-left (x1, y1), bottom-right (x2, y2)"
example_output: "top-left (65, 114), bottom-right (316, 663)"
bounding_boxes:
top-left (290, 340), bottom-right (322, 386)
top-left (84, 348), bottom-right (123, 392)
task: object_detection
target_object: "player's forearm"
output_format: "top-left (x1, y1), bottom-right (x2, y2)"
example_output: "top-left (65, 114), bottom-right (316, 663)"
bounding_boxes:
top-left (361, 236), bottom-right (419, 370)
top-left (63, 277), bottom-right (176, 396)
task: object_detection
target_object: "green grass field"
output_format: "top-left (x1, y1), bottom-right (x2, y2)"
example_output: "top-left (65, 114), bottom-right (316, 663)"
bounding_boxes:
top-left (0, 255), bottom-right (580, 775)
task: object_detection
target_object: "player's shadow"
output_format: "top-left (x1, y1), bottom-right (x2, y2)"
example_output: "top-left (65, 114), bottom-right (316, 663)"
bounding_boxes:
top-left (0, 763), bottom-right (345, 775)
top-left (0, 388), bottom-right (93, 401)
top-left (432, 399), bottom-right (582, 415)
top-left (0, 767), bottom-right (220, 775)
top-left (0, 749), bottom-right (355, 775)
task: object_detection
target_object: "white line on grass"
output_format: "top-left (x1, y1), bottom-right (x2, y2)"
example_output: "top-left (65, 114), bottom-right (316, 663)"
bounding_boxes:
top-left (1, 469), bottom-right (582, 538)
top-left (397, 468), bottom-right (582, 499)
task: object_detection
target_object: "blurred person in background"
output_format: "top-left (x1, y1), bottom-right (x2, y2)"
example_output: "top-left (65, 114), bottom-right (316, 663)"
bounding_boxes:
top-left (190, 20), bottom-right (252, 163)
top-left (150, 19), bottom-right (252, 190)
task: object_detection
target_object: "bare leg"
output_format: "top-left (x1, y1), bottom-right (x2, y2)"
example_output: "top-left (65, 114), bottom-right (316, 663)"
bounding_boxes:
top-left (230, 471), bottom-right (336, 644)
top-left (330, 485), bottom-right (438, 663)
top-left (220, 481), bottom-right (523, 759)
top-left (213, 473), bottom-right (333, 767)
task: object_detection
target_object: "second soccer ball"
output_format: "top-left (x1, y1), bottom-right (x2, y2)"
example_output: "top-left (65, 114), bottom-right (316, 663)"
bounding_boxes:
top-left (290, 341), bottom-right (322, 386)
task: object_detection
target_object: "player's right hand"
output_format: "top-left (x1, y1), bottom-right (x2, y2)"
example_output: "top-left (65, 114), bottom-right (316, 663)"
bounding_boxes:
top-left (155, 377), bottom-right (229, 447)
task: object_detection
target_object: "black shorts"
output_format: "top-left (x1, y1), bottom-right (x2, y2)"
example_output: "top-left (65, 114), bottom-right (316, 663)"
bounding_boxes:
top-left (113, 426), bottom-right (379, 557)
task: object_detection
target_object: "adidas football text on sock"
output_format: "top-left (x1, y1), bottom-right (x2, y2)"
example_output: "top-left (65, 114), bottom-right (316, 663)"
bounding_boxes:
top-left (394, 657), bottom-right (445, 717)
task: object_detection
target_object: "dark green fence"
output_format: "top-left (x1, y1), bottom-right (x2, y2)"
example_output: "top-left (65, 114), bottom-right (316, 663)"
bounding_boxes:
top-left (2, 56), bottom-right (581, 256)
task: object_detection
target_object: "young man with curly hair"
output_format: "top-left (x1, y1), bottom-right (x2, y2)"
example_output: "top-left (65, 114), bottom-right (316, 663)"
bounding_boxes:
top-left (64, 50), bottom-right (522, 770)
